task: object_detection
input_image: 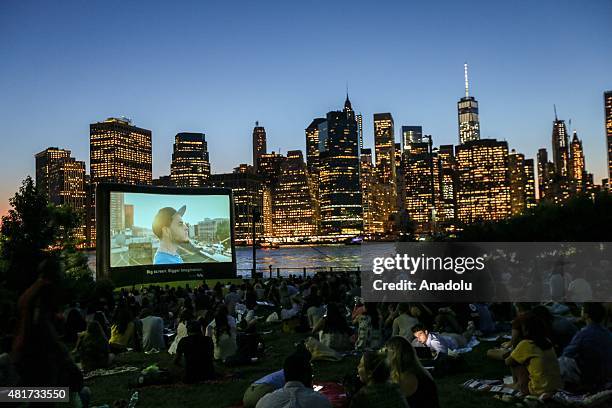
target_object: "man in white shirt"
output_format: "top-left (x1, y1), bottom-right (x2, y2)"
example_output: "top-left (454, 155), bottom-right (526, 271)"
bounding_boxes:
top-left (256, 351), bottom-right (331, 408)
top-left (411, 324), bottom-right (457, 355)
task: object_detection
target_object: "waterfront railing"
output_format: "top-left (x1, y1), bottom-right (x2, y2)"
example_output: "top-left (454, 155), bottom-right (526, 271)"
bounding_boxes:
top-left (237, 265), bottom-right (361, 279)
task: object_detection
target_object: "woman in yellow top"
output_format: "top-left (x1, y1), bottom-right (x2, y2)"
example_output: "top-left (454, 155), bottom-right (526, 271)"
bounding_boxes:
top-left (109, 308), bottom-right (137, 353)
top-left (505, 313), bottom-right (563, 396)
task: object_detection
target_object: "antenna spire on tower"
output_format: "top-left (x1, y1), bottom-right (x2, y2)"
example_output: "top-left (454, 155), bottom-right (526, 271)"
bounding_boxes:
top-left (464, 62), bottom-right (469, 97)
top-left (554, 104), bottom-right (558, 121)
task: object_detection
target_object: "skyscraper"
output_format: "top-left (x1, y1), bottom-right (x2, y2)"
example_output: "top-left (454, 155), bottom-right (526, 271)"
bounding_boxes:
top-left (537, 148), bottom-right (552, 200)
top-left (360, 149), bottom-right (381, 235)
top-left (374, 113), bottom-right (396, 184)
top-left (373, 113), bottom-right (397, 232)
top-left (210, 171), bottom-right (263, 244)
top-left (170, 132), bottom-right (210, 187)
top-left (569, 131), bottom-right (586, 192)
top-left (604, 91), bottom-right (612, 184)
top-left (319, 95), bottom-right (362, 235)
top-left (509, 150), bottom-right (530, 216)
top-left (357, 113), bottom-right (364, 150)
top-left (457, 64), bottom-right (481, 145)
top-left (272, 150), bottom-right (317, 238)
top-left (90, 117), bottom-right (152, 184)
top-left (524, 158), bottom-right (537, 210)
top-left (456, 139), bottom-right (510, 223)
top-left (35, 147), bottom-right (71, 200)
top-left (305, 118), bottom-right (327, 177)
top-left (437, 144), bottom-right (457, 226)
top-left (401, 126), bottom-right (423, 151)
top-left (252, 121), bottom-right (267, 172)
top-left (403, 139), bottom-right (439, 233)
top-left (35, 147), bottom-right (87, 241)
top-left (551, 114), bottom-right (570, 178)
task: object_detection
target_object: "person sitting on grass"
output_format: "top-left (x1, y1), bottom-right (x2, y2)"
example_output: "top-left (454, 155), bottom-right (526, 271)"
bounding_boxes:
top-left (74, 321), bottom-right (113, 372)
top-left (559, 302), bottom-right (612, 390)
top-left (174, 320), bottom-right (214, 384)
top-left (385, 336), bottom-right (440, 408)
top-left (353, 302), bottom-right (382, 350)
top-left (392, 303), bottom-right (420, 340)
top-left (108, 307), bottom-right (137, 354)
top-left (168, 310), bottom-right (193, 355)
top-left (208, 307), bottom-right (238, 361)
top-left (505, 313), bottom-right (562, 396)
top-left (350, 350), bottom-right (409, 408)
top-left (411, 324), bottom-right (457, 356)
top-left (140, 308), bottom-right (165, 352)
top-left (255, 350), bottom-right (332, 408)
top-left (312, 303), bottom-right (352, 351)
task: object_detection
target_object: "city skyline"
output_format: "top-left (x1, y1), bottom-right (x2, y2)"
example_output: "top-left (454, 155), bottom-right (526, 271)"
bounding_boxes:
top-left (2, 0), bottom-right (612, 216)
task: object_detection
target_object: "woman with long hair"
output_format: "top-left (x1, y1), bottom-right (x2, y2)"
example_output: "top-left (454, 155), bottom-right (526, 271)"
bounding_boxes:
top-left (350, 351), bottom-right (408, 408)
top-left (313, 302), bottom-right (352, 351)
top-left (108, 306), bottom-right (136, 353)
top-left (207, 305), bottom-right (237, 361)
top-left (385, 336), bottom-right (440, 408)
top-left (168, 309), bottom-right (193, 355)
top-left (505, 313), bottom-right (562, 396)
top-left (75, 321), bottom-right (113, 372)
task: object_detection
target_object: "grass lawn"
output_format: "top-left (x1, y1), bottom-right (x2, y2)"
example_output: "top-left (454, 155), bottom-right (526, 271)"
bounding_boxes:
top-left (85, 323), bottom-right (567, 408)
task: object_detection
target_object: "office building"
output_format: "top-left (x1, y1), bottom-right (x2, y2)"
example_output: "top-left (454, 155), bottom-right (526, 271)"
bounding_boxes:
top-left (552, 116), bottom-right (570, 178)
top-left (271, 150), bottom-right (317, 238)
top-left (403, 139), bottom-right (439, 232)
top-left (35, 147), bottom-right (87, 242)
top-left (437, 144), bottom-right (457, 225)
top-left (401, 126), bottom-right (423, 151)
top-left (319, 95), bottom-right (363, 235)
top-left (605, 91), bottom-right (612, 184)
top-left (458, 64), bottom-right (481, 144)
top-left (253, 122), bottom-right (267, 172)
top-left (456, 139), bottom-right (510, 223)
top-left (90, 117), bottom-right (152, 184)
top-left (569, 131), bottom-right (586, 192)
top-left (170, 132), bottom-right (210, 187)
top-left (210, 171), bottom-right (263, 244)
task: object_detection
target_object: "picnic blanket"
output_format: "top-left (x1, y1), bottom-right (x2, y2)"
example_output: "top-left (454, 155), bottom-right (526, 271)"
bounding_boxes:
top-left (462, 378), bottom-right (523, 398)
top-left (84, 365), bottom-right (140, 380)
top-left (451, 337), bottom-right (480, 355)
top-left (317, 382), bottom-right (349, 408)
top-left (463, 379), bottom-right (612, 407)
top-left (552, 385), bottom-right (612, 407)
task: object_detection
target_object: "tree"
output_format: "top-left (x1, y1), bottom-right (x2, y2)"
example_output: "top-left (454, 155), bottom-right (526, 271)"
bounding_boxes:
top-left (0, 176), bottom-right (87, 294)
top-left (455, 192), bottom-right (612, 242)
top-left (0, 177), bottom-right (56, 293)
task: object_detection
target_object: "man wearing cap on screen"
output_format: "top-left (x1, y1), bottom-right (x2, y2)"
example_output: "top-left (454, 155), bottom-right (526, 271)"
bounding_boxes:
top-left (152, 205), bottom-right (189, 264)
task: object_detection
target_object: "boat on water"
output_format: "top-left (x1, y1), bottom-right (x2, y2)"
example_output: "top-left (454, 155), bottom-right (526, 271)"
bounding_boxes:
top-left (256, 241), bottom-right (280, 249)
top-left (344, 236), bottom-right (363, 245)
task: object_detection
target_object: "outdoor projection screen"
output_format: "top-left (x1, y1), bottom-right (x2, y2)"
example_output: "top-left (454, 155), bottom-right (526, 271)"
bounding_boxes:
top-left (96, 183), bottom-right (236, 286)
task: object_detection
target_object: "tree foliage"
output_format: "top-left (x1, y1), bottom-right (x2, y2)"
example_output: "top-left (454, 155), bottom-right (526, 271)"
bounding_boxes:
top-left (455, 192), bottom-right (612, 242)
top-left (0, 176), bottom-right (90, 295)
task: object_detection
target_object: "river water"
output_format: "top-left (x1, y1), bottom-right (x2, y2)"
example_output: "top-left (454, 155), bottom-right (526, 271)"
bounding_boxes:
top-left (87, 243), bottom-right (398, 277)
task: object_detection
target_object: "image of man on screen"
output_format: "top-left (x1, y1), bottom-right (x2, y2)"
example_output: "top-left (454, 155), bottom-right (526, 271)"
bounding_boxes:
top-left (152, 205), bottom-right (189, 264)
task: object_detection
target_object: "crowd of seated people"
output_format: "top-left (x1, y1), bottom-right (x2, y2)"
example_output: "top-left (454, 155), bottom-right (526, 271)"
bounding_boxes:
top-left (1, 262), bottom-right (611, 408)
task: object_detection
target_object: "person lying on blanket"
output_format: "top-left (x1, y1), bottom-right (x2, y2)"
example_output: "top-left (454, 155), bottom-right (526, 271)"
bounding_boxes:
top-left (411, 324), bottom-right (469, 356)
top-left (504, 313), bottom-right (562, 396)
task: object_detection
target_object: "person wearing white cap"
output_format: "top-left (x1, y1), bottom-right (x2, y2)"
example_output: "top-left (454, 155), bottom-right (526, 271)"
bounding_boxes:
top-left (152, 205), bottom-right (189, 264)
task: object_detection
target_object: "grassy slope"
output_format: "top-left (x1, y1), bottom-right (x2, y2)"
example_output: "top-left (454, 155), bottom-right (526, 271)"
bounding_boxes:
top-left (86, 326), bottom-right (541, 408)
